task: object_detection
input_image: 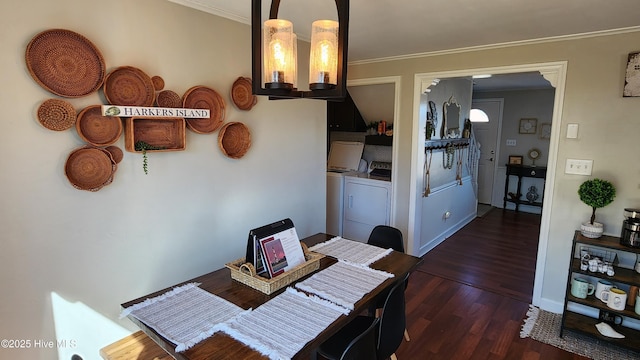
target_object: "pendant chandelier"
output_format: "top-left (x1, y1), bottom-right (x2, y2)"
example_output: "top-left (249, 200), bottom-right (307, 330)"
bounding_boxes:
top-left (251, 0), bottom-right (349, 100)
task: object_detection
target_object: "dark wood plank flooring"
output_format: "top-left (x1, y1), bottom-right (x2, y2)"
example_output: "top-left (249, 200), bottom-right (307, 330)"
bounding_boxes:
top-left (395, 208), bottom-right (588, 359)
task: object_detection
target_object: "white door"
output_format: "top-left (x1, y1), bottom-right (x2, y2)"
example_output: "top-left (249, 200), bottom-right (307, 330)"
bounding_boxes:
top-left (471, 99), bottom-right (503, 205)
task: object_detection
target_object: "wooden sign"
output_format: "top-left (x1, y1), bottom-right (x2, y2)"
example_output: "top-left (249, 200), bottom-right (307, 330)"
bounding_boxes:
top-left (101, 105), bottom-right (210, 118)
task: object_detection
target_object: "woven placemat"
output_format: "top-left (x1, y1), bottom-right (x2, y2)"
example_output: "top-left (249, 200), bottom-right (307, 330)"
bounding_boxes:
top-left (309, 236), bottom-right (393, 266)
top-left (182, 86), bottom-right (225, 134)
top-left (26, 29), bottom-right (106, 97)
top-left (521, 305), bottom-right (639, 359)
top-left (104, 66), bottom-right (155, 106)
top-left (37, 98), bottom-right (77, 131)
top-left (218, 122), bottom-right (251, 159)
top-left (76, 105), bottom-right (123, 147)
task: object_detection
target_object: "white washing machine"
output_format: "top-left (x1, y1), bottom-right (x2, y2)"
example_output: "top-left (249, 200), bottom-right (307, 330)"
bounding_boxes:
top-left (326, 141), bottom-right (365, 236)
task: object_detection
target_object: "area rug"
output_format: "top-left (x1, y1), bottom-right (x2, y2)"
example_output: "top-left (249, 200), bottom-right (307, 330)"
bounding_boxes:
top-left (520, 305), bottom-right (639, 359)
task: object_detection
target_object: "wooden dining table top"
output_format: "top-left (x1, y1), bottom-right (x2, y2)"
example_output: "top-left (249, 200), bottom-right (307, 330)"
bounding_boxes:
top-left (121, 233), bottom-right (423, 360)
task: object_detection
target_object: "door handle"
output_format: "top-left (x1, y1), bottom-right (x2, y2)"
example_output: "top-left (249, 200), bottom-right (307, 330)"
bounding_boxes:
top-left (489, 157), bottom-right (493, 162)
top-left (348, 195), bottom-right (353, 208)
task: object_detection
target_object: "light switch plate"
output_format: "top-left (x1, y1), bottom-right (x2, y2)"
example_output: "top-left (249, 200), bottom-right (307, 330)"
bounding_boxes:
top-left (567, 124), bottom-right (579, 139)
top-left (565, 159), bottom-right (593, 175)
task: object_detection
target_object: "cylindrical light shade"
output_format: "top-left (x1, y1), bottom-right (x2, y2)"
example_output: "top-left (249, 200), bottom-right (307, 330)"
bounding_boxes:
top-left (263, 19), bottom-right (294, 89)
top-left (292, 33), bottom-right (298, 89)
top-left (309, 20), bottom-right (338, 90)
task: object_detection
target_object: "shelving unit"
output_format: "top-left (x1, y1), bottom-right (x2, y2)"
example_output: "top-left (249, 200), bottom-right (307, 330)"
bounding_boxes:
top-left (502, 164), bottom-right (546, 212)
top-left (561, 231), bottom-right (640, 352)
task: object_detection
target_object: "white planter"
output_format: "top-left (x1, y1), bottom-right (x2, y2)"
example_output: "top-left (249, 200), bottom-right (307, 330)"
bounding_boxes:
top-left (580, 221), bottom-right (604, 238)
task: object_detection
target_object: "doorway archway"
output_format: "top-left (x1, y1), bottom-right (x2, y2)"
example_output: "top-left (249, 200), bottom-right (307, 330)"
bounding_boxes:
top-left (409, 61), bottom-right (567, 307)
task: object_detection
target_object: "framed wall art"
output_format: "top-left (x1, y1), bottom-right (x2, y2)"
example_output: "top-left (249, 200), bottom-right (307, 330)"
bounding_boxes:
top-left (624, 51), bottom-right (640, 97)
top-left (508, 155), bottom-right (523, 165)
top-left (519, 118), bottom-right (537, 134)
top-left (539, 123), bottom-right (551, 140)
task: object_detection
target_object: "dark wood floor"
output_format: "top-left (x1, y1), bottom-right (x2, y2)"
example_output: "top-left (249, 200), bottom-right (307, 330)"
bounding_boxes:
top-left (395, 208), bottom-right (588, 359)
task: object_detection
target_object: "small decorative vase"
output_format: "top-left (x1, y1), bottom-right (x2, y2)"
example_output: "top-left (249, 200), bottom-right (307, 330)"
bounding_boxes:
top-left (581, 221), bottom-right (604, 238)
top-left (526, 186), bottom-right (539, 203)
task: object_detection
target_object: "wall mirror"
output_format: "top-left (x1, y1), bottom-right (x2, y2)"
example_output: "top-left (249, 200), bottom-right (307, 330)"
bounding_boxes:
top-left (442, 95), bottom-right (461, 138)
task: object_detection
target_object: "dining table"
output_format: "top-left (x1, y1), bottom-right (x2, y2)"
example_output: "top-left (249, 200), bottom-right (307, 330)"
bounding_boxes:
top-left (121, 233), bottom-right (423, 360)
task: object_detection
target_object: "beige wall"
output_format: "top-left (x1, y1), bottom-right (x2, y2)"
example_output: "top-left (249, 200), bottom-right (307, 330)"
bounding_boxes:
top-left (0, 0), bottom-right (326, 359)
top-left (349, 30), bottom-right (640, 310)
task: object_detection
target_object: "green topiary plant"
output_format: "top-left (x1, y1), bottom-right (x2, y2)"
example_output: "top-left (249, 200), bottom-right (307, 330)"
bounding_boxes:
top-left (578, 178), bottom-right (616, 225)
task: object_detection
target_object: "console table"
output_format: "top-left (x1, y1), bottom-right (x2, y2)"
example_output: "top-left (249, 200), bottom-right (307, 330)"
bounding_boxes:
top-left (503, 165), bottom-right (546, 212)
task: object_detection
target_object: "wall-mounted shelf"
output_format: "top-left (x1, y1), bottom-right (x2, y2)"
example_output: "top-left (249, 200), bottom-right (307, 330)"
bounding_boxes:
top-left (366, 135), bottom-right (393, 146)
top-left (424, 138), bottom-right (469, 150)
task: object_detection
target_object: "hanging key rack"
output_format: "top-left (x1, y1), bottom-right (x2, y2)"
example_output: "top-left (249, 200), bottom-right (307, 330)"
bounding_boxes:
top-left (423, 139), bottom-right (470, 197)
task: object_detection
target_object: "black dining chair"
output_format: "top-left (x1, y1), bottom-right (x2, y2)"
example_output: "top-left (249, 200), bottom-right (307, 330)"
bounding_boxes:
top-left (318, 274), bottom-right (408, 360)
top-left (318, 317), bottom-right (380, 360)
top-left (367, 225), bottom-right (405, 253)
top-left (367, 225), bottom-right (411, 342)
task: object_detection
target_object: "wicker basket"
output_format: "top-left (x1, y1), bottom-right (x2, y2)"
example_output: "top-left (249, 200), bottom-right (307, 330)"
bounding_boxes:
top-left (218, 122), bottom-right (251, 159)
top-left (26, 29), bottom-right (106, 98)
top-left (226, 249), bottom-right (324, 295)
top-left (182, 85), bottom-right (226, 134)
top-left (37, 98), bottom-right (77, 131)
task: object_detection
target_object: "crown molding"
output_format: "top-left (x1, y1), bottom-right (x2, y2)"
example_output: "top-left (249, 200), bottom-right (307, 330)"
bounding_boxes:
top-left (350, 26), bottom-right (640, 66)
top-left (168, 0), bottom-right (250, 24)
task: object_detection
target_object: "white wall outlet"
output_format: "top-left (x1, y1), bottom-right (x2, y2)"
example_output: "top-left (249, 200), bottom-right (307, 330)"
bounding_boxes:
top-left (506, 139), bottom-right (516, 146)
top-left (565, 159), bottom-right (593, 175)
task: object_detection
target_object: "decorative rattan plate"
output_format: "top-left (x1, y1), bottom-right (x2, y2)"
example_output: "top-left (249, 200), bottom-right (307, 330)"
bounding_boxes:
top-left (218, 122), bottom-right (251, 159)
top-left (182, 86), bottom-right (225, 134)
top-left (124, 117), bottom-right (186, 152)
top-left (103, 66), bottom-right (155, 106)
top-left (65, 146), bottom-right (116, 191)
top-left (105, 146), bottom-right (124, 164)
top-left (156, 90), bottom-right (182, 108)
top-left (231, 77), bottom-right (257, 110)
top-left (26, 29), bottom-right (106, 97)
top-left (76, 105), bottom-right (123, 147)
top-left (37, 99), bottom-right (77, 131)
top-left (151, 75), bottom-right (165, 91)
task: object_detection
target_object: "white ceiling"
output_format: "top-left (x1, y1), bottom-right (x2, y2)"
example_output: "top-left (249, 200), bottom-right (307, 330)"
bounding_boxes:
top-left (171, 0), bottom-right (640, 62)
top-left (169, 0), bottom-right (640, 90)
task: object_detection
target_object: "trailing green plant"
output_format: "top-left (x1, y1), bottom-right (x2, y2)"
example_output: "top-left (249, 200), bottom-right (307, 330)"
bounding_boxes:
top-left (134, 141), bottom-right (164, 175)
top-left (578, 178), bottom-right (616, 225)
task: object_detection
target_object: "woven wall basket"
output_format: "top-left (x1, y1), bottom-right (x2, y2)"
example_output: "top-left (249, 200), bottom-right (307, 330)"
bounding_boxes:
top-left (37, 99), bottom-right (77, 131)
top-left (105, 146), bottom-right (124, 164)
top-left (65, 146), bottom-right (116, 191)
top-left (26, 29), bottom-right (106, 98)
top-left (182, 86), bottom-right (226, 134)
top-left (156, 90), bottom-right (182, 108)
top-left (218, 122), bottom-right (251, 159)
top-left (231, 77), bottom-right (257, 111)
top-left (76, 105), bottom-right (123, 147)
top-left (103, 66), bottom-right (155, 106)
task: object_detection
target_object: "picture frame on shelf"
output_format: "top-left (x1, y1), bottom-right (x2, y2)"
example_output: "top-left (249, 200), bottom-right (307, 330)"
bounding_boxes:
top-left (539, 123), bottom-right (552, 140)
top-left (519, 118), bottom-right (537, 134)
top-left (508, 155), bottom-right (523, 165)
